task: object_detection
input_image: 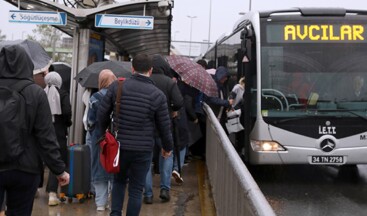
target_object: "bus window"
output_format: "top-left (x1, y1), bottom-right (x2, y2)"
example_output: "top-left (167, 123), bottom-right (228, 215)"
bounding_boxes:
top-left (261, 18), bottom-right (367, 115)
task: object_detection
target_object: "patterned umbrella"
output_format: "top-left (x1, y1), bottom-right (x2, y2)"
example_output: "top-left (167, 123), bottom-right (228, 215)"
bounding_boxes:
top-left (166, 55), bottom-right (218, 97)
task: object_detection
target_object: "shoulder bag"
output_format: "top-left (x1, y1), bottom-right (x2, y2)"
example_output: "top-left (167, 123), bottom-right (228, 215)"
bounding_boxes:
top-left (99, 79), bottom-right (124, 173)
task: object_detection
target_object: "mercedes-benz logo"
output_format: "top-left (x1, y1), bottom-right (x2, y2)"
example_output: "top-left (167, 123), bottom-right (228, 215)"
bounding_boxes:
top-left (320, 138), bottom-right (336, 152)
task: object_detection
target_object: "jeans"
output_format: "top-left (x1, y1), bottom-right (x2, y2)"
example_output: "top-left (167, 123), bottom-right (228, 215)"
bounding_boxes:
top-left (110, 150), bottom-right (152, 216)
top-left (144, 137), bottom-right (173, 198)
top-left (173, 147), bottom-right (186, 172)
top-left (159, 152), bottom-right (173, 191)
top-left (144, 165), bottom-right (154, 198)
top-left (93, 181), bottom-right (111, 207)
top-left (0, 170), bottom-right (40, 216)
top-left (85, 131), bottom-right (95, 194)
top-left (144, 154), bottom-right (173, 197)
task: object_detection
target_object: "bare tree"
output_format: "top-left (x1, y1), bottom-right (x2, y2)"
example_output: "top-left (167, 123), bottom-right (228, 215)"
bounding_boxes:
top-left (29, 25), bottom-right (72, 63)
top-left (30, 25), bottom-right (62, 48)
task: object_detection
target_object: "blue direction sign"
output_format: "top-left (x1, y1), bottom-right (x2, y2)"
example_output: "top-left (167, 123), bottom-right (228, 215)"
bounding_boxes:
top-left (95, 14), bottom-right (154, 30)
top-left (9, 10), bottom-right (67, 25)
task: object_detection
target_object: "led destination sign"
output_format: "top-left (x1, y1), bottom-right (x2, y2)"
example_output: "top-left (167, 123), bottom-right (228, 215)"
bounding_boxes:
top-left (266, 24), bottom-right (367, 43)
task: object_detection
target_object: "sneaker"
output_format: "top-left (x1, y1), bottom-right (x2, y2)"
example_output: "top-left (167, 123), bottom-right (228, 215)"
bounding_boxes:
top-left (143, 196), bottom-right (153, 204)
top-left (159, 189), bottom-right (170, 202)
top-left (97, 206), bottom-right (106, 211)
top-left (172, 170), bottom-right (184, 184)
top-left (48, 192), bottom-right (60, 206)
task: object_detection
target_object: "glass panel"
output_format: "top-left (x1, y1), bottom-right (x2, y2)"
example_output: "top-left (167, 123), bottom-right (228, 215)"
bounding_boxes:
top-left (260, 16), bottom-right (367, 117)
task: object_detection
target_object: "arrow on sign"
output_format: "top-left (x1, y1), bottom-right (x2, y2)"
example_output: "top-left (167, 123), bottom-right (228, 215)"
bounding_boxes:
top-left (9, 10), bottom-right (67, 25)
top-left (95, 14), bottom-right (154, 30)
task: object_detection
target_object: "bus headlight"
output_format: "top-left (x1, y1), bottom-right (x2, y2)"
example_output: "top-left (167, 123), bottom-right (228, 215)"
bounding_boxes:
top-left (250, 140), bottom-right (286, 152)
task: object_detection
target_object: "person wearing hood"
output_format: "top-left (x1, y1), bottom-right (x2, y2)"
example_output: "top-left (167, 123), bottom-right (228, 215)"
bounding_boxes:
top-left (44, 72), bottom-right (72, 206)
top-left (0, 44), bottom-right (69, 215)
top-left (191, 66), bottom-right (234, 157)
top-left (206, 66), bottom-right (233, 118)
top-left (143, 54), bottom-right (184, 204)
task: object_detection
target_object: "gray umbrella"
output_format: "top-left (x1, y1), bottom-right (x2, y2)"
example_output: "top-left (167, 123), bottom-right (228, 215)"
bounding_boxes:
top-left (75, 60), bottom-right (132, 89)
top-left (0, 39), bottom-right (52, 75)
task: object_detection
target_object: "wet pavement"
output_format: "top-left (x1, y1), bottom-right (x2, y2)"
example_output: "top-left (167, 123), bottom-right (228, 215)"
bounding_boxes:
top-left (252, 164), bottom-right (367, 216)
top-left (32, 159), bottom-right (215, 216)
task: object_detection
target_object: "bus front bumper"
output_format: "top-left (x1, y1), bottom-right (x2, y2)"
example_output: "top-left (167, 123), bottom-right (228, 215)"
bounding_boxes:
top-left (249, 146), bottom-right (367, 165)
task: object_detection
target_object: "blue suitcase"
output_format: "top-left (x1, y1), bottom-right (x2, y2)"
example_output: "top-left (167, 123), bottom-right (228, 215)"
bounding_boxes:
top-left (60, 144), bottom-right (91, 203)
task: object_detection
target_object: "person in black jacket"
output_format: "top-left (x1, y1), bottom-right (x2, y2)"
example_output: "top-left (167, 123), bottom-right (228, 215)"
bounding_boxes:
top-left (143, 54), bottom-right (184, 204)
top-left (191, 66), bottom-right (234, 158)
top-left (173, 81), bottom-right (200, 176)
top-left (97, 54), bottom-right (173, 216)
top-left (44, 71), bottom-right (72, 206)
top-left (206, 66), bottom-right (233, 119)
top-left (0, 44), bottom-right (69, 216)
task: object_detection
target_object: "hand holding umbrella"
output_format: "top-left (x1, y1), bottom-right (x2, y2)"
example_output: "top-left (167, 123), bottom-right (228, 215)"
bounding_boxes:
top-left (166, 55), bottom-right (218, 97)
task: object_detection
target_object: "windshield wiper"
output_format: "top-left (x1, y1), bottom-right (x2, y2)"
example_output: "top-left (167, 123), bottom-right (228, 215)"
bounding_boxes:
top-left (274, 109), bottom-right (367, 124)
top-left (273, 114), bottom-right (316, 124)
top-left (317, 109), bottom-right (367, 122)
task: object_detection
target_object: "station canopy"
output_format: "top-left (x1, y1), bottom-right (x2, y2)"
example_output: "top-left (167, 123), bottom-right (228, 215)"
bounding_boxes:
top-left (4, 0), bottom-right (173, 56)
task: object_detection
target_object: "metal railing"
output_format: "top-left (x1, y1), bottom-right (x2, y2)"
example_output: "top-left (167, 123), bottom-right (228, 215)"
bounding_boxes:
top-left (203, 103), bottom-right (276, 216)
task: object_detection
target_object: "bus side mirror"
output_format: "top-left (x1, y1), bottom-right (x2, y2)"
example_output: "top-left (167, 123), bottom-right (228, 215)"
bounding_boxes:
top-left (241, 38), bottom-right (251, 62)
top-left (241, 29), bottom-right (247, 53)
top-left (246, 28), bottom-right (253, 37)
top-left (241, 29), bottom-right (247, 40)
top-left (241, 40), bottom-right (247, 53)
top-left (241, 26), bottom-right (253, 39)
top-left (241, 27), bottom-right (253, 62)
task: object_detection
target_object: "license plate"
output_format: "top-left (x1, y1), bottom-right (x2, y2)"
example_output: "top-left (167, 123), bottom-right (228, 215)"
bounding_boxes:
top-left (310, 156), bottom-right (345, 164)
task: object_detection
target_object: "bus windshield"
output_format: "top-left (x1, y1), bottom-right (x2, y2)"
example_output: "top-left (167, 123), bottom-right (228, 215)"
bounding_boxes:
top-left (260, 16), bottom-right (367, 117)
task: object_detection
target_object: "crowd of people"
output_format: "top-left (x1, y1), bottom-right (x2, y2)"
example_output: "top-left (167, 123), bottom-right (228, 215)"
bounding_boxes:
top-left (0, 42), bottom-right (242, 216)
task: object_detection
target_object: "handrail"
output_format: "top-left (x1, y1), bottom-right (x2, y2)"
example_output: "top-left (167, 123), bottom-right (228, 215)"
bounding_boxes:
top-left (203, 103), bottom-right (276, 216)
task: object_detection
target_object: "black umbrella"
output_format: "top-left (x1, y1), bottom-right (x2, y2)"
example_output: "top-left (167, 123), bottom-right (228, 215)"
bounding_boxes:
top-left (75, 60), bottom-right (132, 88)
top-left (0, 39), bottom-right (52, 74)
top-left (51, 62), bottom-right (71, 93)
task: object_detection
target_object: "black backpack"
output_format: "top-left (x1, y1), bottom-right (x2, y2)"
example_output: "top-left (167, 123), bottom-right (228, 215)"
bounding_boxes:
top-left (0, 80), bottom-right (33, 163)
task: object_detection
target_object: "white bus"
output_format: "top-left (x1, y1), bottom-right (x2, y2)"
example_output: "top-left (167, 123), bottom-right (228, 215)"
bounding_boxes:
top-left (203, 8), bottom-right (367, 165)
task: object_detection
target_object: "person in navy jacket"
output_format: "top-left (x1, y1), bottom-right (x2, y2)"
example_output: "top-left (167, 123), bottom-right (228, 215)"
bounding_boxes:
top-left (97, 54), bottom-right (173, 216)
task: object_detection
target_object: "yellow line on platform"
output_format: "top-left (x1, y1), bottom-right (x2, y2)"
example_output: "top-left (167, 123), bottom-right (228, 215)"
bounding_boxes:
top-left (196, 160), bottom-right (216, 216)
